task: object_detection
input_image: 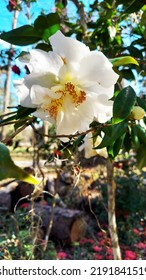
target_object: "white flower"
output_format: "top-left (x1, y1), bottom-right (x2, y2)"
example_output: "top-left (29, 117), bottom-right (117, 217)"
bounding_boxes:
top-left (79, 132), bottom-right (108, 159)
top-left (14, 31), bottom-right (119, 141)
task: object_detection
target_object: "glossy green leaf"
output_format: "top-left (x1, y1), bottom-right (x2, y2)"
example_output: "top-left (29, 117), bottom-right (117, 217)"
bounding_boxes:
top-left (121, 69), bottom-right (135, 81)
top-left (34, 13), bottom-right (60, 32)
top-left (42, 25), bottom-right (60, 42)
top-left (123, 1), bottom-right (144, 14)
top-left (136, 124), bottom-right (146, 144)
top-left (128, 45), bottom-right (143, 60)
top-left (108, 133), bottom-right (126, 159)
top-left (112, 86), bottom-right (136, 124)
top-left (131, 125), bottom-right (141, 149)
top-left (0, 143), bottom-right (39, 184)
top-left (136, 144), bottom-right (146, 169)
top-left (34, 13), bottom-right (60, 41)
top-left (0, 25), bottom-right (42, 46)
top-left (124, 130), bottom-right (132, 152)
top-left (110, 56), bottom-right (139, 67)
top-left (95, 121), bottom-right (128, 149)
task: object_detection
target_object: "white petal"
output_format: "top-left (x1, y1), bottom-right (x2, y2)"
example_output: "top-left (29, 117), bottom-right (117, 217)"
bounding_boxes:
top-left (30, 85), bottom-right (62, 105)
top-left (56, 98), bottom-right (79, 134)
top-left (79, 51), bottom-right (119, 87)
top-left (33, 108), bottom-right (54, 123)
top-left (14, 79), bottom-right (36, 108)
top-left (93, 100), bottom-right (113, 123)
top-left (24, 72), bottom-right (57, 89)
top-left (82, 83), bottom-right (114, 100)
top-left (49, 30), bottom-right (90, 63)
top-left (20, 49), bottom-right (63, 75)
top-left (81, 133), bottom-right (108, 159)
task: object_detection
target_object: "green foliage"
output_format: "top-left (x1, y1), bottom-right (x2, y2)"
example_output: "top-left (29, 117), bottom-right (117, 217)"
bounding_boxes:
top-left (0, 25), bottom-right (42, 46)
top-left (0, 13), bottom-right (60, 46)
top-left (110, 56), bottom-right (139, 67)
top-left (0, 209), bottom-right (57, 260)
top-left (34, 13), bottom-right (60, 42)
top-left (112, 86), bottom-right (137, 124)
top-left (136, 144), bottom-right (146, 169)
top-left (95, 121), bottom-right (128, 159)
top-left (0, 143), bottom-right (39, 184)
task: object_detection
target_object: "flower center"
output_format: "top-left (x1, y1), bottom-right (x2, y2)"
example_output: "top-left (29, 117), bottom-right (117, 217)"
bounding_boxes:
top-left (46, 81), bottom-right (86, 119)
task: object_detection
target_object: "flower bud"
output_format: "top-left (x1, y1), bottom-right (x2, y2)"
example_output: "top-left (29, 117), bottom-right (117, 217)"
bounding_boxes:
top-left (130, 106), bottom-right (145, 120)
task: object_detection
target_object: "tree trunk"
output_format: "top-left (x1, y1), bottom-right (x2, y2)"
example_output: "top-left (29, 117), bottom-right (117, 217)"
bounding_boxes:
top-left (107, 158), bottom-right (122, 260)
top-left (1, 9), bottom-right (19, 140)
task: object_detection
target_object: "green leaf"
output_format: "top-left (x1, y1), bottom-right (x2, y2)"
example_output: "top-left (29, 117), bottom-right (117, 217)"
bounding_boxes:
top-left (128, 45), bottom-right (143, 60)
top-left (136, 124), bottom-right (146, 144)
top-left (95, 121), bottom-right (128, 149)
top-left (0, 143), bottom-right (39, 184)
top-left (123, 1), bottom-right (145, 14)
top-left (137, 96), bottom-right (146, 111)
top-left (42, 25), bottom-right (60, 42)
top-left (34, 13), bottom-right (60, 41)
top-left (131, 125), bottom-right (141, 149)
top-left (110, 56), bottom-right (139, 67)
top-left (16, 106), bottom-right (36, 119)
top-left (34, 13), bottom-right (60, 32)
top-left (0, 25), bottom-right (42, 46)
top-left (73, 135), bottom-right (85, 148)
top-left (108, 133), bottom-right (126, 159)
top-left (112, 86), bottom-right (136, 124)
top-left (121, 69), bottom-right (135, 81)
top-left (136, 144), bottom-right (146, 169)
top-left (0, 113), bottom-right (17, 125)
top-left (124, 129), bottom-right (132, 152)
top-left (14, 118), bottom-right (29, 131)
top-left (35, 43), bottom-right (51, 52)
top-left (140, 10), bottom-right (146, 26)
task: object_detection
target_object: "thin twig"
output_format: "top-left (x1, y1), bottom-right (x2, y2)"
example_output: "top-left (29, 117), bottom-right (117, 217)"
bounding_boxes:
top-left (31, 122), bottom-right (107, 140)
top-left (43, 196), bottom-right (56, 251)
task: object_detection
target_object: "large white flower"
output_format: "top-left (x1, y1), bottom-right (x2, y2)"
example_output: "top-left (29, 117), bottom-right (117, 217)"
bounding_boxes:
top-left (14, 31), bottom-right (119, 140)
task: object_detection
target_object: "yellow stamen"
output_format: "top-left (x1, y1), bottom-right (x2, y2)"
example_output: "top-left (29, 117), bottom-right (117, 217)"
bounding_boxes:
top-left (61, 57), bottom-right (67, 64)
top-left (43, 81), bottom-right (86, 120)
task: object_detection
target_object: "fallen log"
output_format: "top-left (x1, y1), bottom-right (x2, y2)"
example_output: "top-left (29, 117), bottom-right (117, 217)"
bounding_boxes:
top-left (28, 204), bottom-right (87, 243)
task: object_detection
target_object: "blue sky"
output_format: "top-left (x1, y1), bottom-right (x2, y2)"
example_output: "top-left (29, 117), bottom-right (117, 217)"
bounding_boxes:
top-left (0, 0), bottom-right (95, 32)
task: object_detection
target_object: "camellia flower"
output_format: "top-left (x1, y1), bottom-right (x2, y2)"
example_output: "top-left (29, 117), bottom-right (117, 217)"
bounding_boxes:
top-left (14, 31), bottom-right (118, 141)
top-left (78, 132), bottom-right (108, 159)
